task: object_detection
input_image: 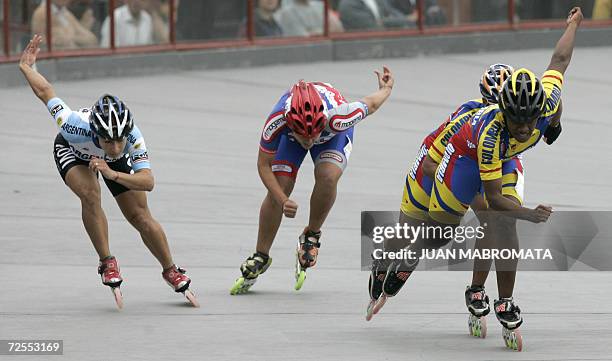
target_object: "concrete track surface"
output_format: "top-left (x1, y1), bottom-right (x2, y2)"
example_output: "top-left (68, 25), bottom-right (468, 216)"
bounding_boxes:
top-left (1, 47), bottom-right (611, 361)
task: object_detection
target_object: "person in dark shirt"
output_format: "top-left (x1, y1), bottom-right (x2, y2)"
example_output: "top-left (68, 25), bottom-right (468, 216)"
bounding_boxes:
top-left (254, 0), bottom-right (283, 37)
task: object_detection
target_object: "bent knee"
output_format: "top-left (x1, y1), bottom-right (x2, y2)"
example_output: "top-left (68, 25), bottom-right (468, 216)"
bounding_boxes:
top-left (128, 212), bottom-right (156, 232)
top-left (315, 170), bottom-right (342, 188)
top-left (77, 188), bottom-right (102, 208)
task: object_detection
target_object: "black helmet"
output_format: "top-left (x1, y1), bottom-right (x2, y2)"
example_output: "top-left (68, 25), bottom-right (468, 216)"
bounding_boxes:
top-left (90, 94), bottom-right (134, 140)
top-left (499, 68), bottom-right (546, 124)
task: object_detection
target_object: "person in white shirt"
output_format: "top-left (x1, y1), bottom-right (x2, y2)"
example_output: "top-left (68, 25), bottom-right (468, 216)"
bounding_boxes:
top-left (276, 0), bottom-right (344, 36)
top-left (100, 0), bottom-right (154, 47)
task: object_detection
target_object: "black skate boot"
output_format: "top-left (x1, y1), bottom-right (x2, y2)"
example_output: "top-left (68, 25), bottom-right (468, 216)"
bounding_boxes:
top-left (495, 297), bottom-right (524, 351)
top-left (373, 259), bottom-right (417, 315)
top-left (465, 285), bottom-right (490, 338)
top-left (294, 229), bottom-right (321, 291)
top-left (229, 252), bottom-right (272, 295)
top-left (365, 258), bottom-right (386, 321)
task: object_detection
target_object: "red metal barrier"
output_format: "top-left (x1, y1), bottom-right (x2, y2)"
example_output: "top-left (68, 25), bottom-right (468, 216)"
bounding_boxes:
top-left (417, 0), bottom-right (425, 33)
top-left (169, 0), bottom-right (176, 44)
top-left (109, 0), bottom-right (116, 50)
top-left (247, 0), bottom-right (255, 42)
top-left (323, 0), bottom-right (330, 38)
top-left (45, 0), bottom-right (52, 53)
top-left (508, 0), bottom-right (516, 28)
top-left (2, 0), bottom-right (9, 58)
top-left (1, 0), bottom-right (612, 63)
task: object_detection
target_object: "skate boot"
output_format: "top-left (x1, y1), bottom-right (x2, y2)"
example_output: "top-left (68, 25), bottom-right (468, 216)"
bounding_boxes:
top-left (294, 229), bottom-right (321, 291)
top-left (494, 297), bottom-right (523, 351)
top-left (465, 285), bottom-right (490, 338)
top-left (373, 259), bottom-right (415, 314)
top-left (163, 265), bottom-right (199, 307)
top-left (230, 252), bottom-right (272, 295)
top-left (98, 256), bottom-right (123, 309)
top-left (365, 258), bottom-right (386, 321)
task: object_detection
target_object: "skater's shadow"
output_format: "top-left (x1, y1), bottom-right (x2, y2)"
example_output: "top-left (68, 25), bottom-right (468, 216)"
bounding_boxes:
top-left (230, 290), bottom-right (292, 297)
top-left (174, 301), bottom-right (196, 308)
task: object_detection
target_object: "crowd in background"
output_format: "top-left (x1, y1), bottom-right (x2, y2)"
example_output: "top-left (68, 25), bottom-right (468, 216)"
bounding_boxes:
top-left (28, 0), bottom-right (173, 49)
top-left (0, 0), bottom-right (610, 53)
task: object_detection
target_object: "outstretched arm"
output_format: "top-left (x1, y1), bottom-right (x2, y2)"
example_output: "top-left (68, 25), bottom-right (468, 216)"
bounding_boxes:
top-left (547, 7), bottom-right (583, 75)
top-left (19, 34), bottom-right (56, 104)
top-left (361, 66), bottom-right (394, 115)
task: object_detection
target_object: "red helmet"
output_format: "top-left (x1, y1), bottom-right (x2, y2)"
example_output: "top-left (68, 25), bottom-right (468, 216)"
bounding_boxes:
top-left (285, 80), bottom-right (327, 139)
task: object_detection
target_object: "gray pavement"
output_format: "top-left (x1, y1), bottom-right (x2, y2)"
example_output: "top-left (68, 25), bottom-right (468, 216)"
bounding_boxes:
top-left (1, 47), bottom-right (611, 360)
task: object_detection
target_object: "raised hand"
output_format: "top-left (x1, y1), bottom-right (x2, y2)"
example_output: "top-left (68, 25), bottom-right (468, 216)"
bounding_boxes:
top-left (20, 34), bottom-right (43, 68)
top-left (375, 66), bottom-right (394, 90)
top-left (567, 7), bottom-right (583, 27)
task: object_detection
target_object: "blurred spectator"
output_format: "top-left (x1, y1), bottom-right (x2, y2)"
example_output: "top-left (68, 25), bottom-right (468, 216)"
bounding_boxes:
top-left (593, 0), bottom-right (611, 18)
top-left (388, 0), bottom-right (446, 26)
top-left (517, 0), bottom-right (554, 20)
top-left (338, 0), bottom-right (415, 30)
top-left (31, 0), bottom-right (98, 50)
top-left (471, 0), bottom-right (506, 23)
top-left (145, 0), bottom-right (179, 44)
top-left (0, 4), bottom-right (3, 54)
top-left (424, 1), bottom-right (447, 25)
top-left (328, 1), bottom-right (345, 32)
top-left (276, 0), bottom-right (343, 36)
top-left (177, 0), bottom-right (216, 40)
top-left (517, 0), bottom-right (593, 20)
top-left (254, 0), bottom-right (283, 37)
top-left (68, 0), bottom-right (101, 39)
top-left (329, 0), bottom-right (341, 11)
top-left (101, 0), bottom-right (160, 47)
top-left (0, 3), bottom-right (3, 49)
top-left (212, 1), bottom-right (246, 39)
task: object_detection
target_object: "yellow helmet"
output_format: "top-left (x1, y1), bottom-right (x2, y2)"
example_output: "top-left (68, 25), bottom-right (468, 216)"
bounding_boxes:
top-left (499, 68), bottom-right (546, 123)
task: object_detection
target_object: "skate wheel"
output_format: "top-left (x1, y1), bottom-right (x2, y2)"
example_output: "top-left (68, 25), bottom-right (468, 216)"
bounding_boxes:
top-left (365, 300), bottom-right (376, 321)
top-left (111, 287), bottom-right (123, 310)
top-left (372, 294), bottom-right (387, 315)
top-left (294, 270), bottom-right (306, 291)
top-left (184, 289), bottom-right (200, 308)
top-left (230, 277), bottom-right (245, 295)
top-left (514, 329), bottom-right (523, 351)
top-left (468, 315), bottom-right (487, 338)
top-left (230, 277), bottom-right (256, 295)
top-left (503, 327), bottom-right (523, 351)
top-left (480, 317), bottom-right (487, 338)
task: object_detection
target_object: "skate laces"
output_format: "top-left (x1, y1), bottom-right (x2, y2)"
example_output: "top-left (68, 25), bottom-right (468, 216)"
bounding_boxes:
top-left (298, 232), bottom-right (321, 267)
top-left (241, 252), bottom-right (270, 278)
top-left (246, 252), bottom-right (269, 269)
top-left (301, 230), bottom-right (321, 247)
top-left (162, 265), bottom-right (191, 293)
top-left (98, 257), bottom-right (119, 277)
top-left (389, 262), bottom-right (411, 281)
top-left (395, 271), bottom-right (411, 281)
top-left (164, 265), bottom-right (188, 284)
top-left (495, 298), bottom-right (521, 319)
top-left (467, 286), bottom-right (487, 303)
top-left (299, 230), bottom-right (321, 257)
